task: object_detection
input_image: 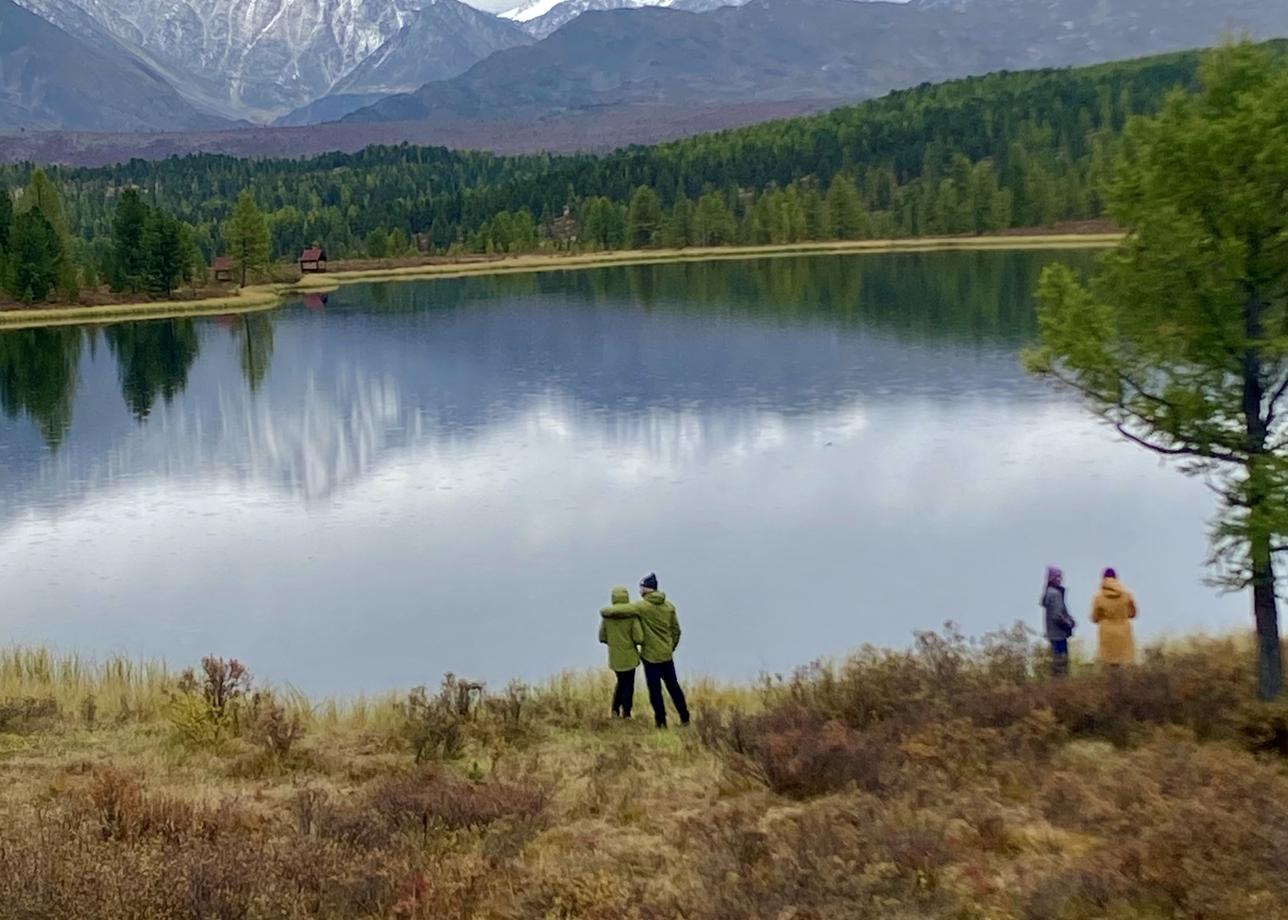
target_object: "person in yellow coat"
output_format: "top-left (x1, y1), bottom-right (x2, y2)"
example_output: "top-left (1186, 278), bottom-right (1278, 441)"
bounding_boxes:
top-left (1091, 568), bottom-right (1138, 666)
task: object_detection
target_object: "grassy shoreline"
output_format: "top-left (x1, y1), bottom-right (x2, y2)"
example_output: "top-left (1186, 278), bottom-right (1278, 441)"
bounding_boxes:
top-left (2, 630), bottom-right (1286, 917)
top-left (0, 232), bottom-right (1120, 331)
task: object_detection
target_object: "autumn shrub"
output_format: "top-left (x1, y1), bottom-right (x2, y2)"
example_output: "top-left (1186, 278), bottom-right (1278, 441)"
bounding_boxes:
top-left (247, 690), bottom-right (306, 757)
top-left (1026, 738), bottom-right (1288, 919)
top-left (300, 768), bottom-right (548, 853)
top-left (0, 765), bottom-right (516, 920)
top-left (402, 674), bottom-right (485, 762)
top-left (681, 796), bottom-right (961, 920)
top-left (0, 696), bottom-right (58, 734)
top-left (703, 627), bottom-right (1277, 799)
top-left (167, 656), bottom-right (252, 748)
top-left (700, 705), bottom-right (893, 797)
top-left (1238, 700), bottom-right (1288, 756)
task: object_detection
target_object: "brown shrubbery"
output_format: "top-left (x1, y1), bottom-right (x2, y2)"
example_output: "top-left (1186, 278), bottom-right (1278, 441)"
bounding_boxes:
top-left (699, 626), bottom-right (1276, 799)
top-left (3, 633), bottom-right (1288, 919)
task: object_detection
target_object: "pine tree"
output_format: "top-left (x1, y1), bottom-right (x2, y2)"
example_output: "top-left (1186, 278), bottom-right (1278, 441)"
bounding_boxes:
top-left (10, 209), bottom-right (64, 303)
top-left (824, 175), bottom-right (860, 239)
top-left (180, 223), bottom-right (206, 292)
top-left (0, 185), bottom-right (12, 254)
top-left (144, 208), bottom-right (185, 297)
top-left (662, 195), bottom-right (692, 248)
top-left (625, 186), bottom-right (663, 249)
top-left (112, 188), bottom-right (150, 293)
top-left (691, 193), bottom-right (736, 247)
top-left (366, 228), bottom-right (389, 258)
top-left (224, 190), bottom-right (272, 287)
top-left (21, 169), bottom-right (69, 240)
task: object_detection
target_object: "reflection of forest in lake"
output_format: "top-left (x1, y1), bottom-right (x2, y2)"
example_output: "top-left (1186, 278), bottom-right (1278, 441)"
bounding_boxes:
top-left (0, 314), bottom-right (274, 449)
top-left (0, 250), bottom-right (1084, 453)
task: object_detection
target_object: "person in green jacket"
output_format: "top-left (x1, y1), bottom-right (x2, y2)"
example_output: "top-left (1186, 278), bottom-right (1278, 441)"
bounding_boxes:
top-left (599, 586), bottom-right (644, 718)
top-left (604, 572), bottom-right (688, 728)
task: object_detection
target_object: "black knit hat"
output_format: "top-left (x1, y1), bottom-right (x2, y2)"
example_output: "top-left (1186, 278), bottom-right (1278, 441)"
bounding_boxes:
top-left (640, 572), bottom-right (658, 591)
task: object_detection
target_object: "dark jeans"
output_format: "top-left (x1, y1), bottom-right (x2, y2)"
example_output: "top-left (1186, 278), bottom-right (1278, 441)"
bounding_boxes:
top-left (611, 668), bottom-right (636, 717)
top-left (1050, 639), bottom-right (1069, 677)
top-left (643, 659), bottom-right (689, 728)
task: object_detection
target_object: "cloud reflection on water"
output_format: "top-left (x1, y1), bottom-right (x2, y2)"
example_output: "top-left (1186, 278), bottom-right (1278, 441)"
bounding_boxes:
top-left (0, 253), bottom-right (1246, 693)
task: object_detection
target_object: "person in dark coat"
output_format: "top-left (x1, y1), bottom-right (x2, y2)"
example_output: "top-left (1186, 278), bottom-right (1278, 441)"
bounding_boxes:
top-left (1041, 565), bottom-right (1076, 677)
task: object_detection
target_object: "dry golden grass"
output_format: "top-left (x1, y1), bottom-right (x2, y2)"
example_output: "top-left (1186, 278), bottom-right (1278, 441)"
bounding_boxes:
top-left (2, 628), bottom-right (1286, 919)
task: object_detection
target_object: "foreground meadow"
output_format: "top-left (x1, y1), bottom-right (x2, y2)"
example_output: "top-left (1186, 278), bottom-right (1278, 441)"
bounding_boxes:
top-left (2, 627), bottom-right (1287, 919)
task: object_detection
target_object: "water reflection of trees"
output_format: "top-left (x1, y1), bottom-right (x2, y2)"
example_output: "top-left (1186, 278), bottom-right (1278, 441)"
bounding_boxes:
top-left (235, 314), bottom-right (275, 392)
top-left (105, 320), bottom-right (202, 420)
top-left (0, 251), bottom-right (1082, 449)
top-left (346, 249), bottom-right (1092, 344)
top-left (0, 311), bottom-right (278, 447)
top-left (0, 326), bottom-right (83, 448)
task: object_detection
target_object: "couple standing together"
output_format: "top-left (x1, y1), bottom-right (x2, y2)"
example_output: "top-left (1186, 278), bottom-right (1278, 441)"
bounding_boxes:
top-left (598, 572), bottom-right (689, 728)
top-left (1042, 565), bottom-right (1139, 675)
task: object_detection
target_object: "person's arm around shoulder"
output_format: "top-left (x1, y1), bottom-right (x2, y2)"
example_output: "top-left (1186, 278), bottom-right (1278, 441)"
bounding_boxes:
top-left (601, 602), bottom-right (638, 620)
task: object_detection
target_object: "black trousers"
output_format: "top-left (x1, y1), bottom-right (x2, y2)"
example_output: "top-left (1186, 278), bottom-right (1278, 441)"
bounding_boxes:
top-left (642, 659), bottom-right (689, 728)
top-left (611, 668), bottom-right (636, 717)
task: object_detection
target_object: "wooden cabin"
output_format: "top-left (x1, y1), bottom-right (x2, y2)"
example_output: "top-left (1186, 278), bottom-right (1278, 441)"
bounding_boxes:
top-left (299, 247), bottom-right (328, 274)
top-left (212, 255), bottom-right (234, 283)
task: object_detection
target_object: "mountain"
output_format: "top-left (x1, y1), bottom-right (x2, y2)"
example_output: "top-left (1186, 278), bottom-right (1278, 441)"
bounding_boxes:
top-left (501, 0), bottom-right (737, 39)
top-left (347, 0), bottom-right (1288, 124)
top-left (10, 0), bottom-right (523, 121)
top-left (273, 94), bottom-right (392, 128)
top-left (332, 2), bottom-right (530, 97)
top-left (0, 0), bottom-right (232, 131)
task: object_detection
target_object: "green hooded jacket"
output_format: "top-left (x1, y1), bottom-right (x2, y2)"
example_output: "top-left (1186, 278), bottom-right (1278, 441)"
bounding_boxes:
top-left (604, 590), bottom-right (681, 664)
top-left (599, 587), bottom-right (644, 671)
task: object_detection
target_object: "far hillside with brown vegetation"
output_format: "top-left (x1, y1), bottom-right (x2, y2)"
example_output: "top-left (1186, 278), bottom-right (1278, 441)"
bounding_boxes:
top-left (2, 627), bottom-right (1287, 919)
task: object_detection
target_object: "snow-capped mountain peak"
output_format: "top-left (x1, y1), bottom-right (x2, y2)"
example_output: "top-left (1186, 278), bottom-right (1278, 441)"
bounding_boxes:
top-left (10, 0), bottom-right (513, 121)
top-left (500, 0), bottom-right (735, 38)
top-left (500, 0), bottom-right (579, 23)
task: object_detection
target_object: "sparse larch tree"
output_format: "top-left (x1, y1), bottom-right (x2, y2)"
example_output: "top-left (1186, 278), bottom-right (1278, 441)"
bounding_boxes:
top-left (1029, 44), bottom-right (1288, 699)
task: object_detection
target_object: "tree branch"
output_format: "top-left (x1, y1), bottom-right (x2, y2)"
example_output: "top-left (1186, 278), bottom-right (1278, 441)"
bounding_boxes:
top-left (1264, 374), bottom-right (1288, 428)
top-left (1041, 364), bottom-right (1245, 464)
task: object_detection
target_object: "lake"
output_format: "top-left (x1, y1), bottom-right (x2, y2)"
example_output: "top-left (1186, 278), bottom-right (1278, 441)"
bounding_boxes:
top-left (0, 251), bottom-right (1245, 695)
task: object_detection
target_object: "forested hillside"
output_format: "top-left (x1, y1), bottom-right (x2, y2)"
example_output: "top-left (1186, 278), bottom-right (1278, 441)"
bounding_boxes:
top-left (0, 45), bottom-right (1271, 304)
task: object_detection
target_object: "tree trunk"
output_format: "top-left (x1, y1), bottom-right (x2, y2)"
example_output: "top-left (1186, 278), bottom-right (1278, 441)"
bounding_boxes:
top-left (1243, 285), bottom-right (1282, 699)
top-left (1252, 534), bottom-right (1283, 699)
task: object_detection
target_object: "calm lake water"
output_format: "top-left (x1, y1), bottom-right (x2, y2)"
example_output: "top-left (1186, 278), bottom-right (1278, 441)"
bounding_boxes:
top-left (0, 252), bottom-right (1245, 694)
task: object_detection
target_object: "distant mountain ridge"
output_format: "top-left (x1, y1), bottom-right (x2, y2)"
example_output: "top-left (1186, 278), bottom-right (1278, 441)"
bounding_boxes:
top-left (344, 0), bottom-right (1288, 126)
top-left (0, 0), bottom-right (233, 131)
top-left (9, 0), bottom-right (529, 122)
top-left (3, 0), bottom-right (1288, 154)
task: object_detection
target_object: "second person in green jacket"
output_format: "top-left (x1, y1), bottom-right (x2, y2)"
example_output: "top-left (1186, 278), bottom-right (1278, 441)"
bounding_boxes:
top-left (599, 586), bottom-right (645, 718)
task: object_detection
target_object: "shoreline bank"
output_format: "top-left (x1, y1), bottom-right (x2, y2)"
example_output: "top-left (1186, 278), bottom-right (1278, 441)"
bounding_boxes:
top-left (0, 232), bottom-right (1120, 331)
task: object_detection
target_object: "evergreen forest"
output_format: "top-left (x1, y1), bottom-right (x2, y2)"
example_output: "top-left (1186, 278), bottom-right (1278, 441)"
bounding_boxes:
top-left (0, 44), bottom-right (1274, 304)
